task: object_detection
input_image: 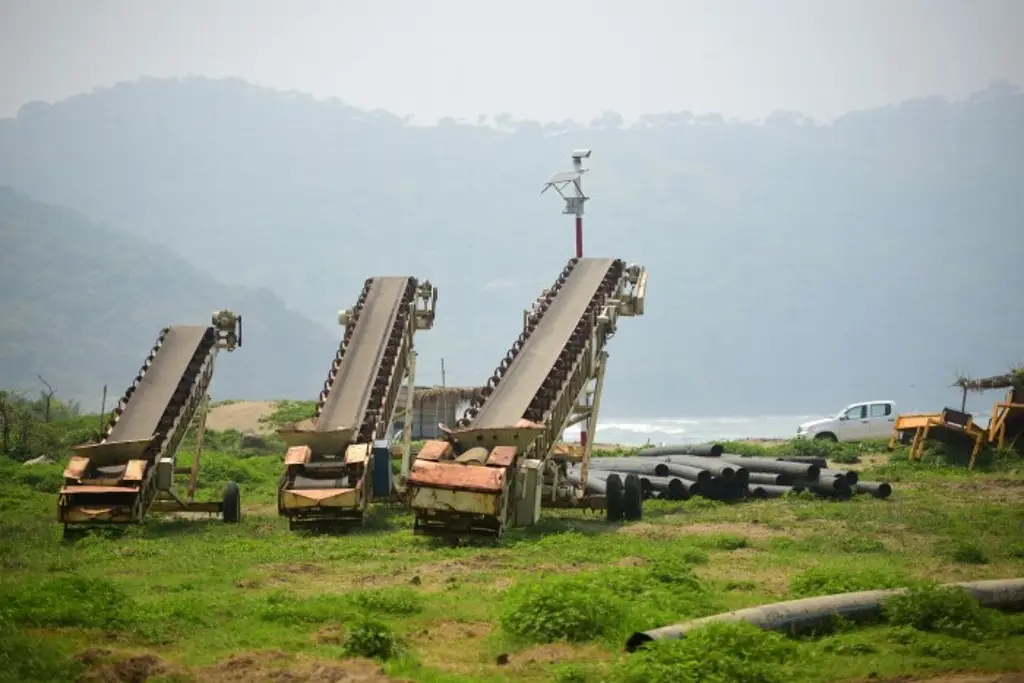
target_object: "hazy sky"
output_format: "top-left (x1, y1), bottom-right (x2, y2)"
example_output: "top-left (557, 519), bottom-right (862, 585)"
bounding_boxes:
top-left (2, 0), bottom-right (1022, 124)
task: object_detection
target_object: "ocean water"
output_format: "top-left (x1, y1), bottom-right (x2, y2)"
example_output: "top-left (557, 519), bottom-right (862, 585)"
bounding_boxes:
top-left (560, 415), bottom-right (826, 446)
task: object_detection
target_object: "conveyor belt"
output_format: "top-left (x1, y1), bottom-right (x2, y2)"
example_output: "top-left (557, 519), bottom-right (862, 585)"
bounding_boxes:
top-left (472, 258), bottom-right (616, 429)
top-left (317, 277), bottom-right (410, 433)
top-left (107, 326), bottom-right (209, 443)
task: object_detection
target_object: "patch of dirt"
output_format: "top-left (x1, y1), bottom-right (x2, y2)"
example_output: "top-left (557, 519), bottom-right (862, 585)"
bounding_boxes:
top-left (506, 643), bottom-right (610, 674)
top-left (618, 521), bottom-right (793, 541)
top-left (258, 562), bottom-right (326, 584)
top-left (197, 651), bottom-right (405, 683)
top-left (855, 672), bottom-right (1024, 683)
top-left (207, 401), bottom-right (279, 434)
top-left (75, 651), bottom-right (167, 683)
top-left (396, 554), bottom-right (511, 590)
top-left (409, 620), bottom-right (493, 674)
top-left (837, 453), bottom-right (890, 471)
top-left (946, 479), bottom-right (1024, 503)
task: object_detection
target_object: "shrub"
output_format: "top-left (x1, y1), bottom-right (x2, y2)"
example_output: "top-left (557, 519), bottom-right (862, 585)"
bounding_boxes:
top-left (883, 583), bottom-right (996, 640)
top-left (613, 622), bottom-right (796, 683)
top-left (500, 574), bottom-right (625, 643)
top-left (789, 565), bottom-right (910, 598)
top-left (343, 617), bottom-right (401, 660)
top-left (349, 587), bottom-right (424, 616)
top-left (0, 576), bottom-right (136, 629)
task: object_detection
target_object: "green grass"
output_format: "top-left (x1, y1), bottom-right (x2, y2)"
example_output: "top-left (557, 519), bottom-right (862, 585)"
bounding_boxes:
top-left (1, 413), bottom-right (1023, 682)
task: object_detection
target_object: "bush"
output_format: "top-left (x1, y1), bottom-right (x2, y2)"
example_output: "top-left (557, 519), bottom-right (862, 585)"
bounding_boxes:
top-left (613, 622), bottom-right (796, 683)
top-left (0, 626), bottom-right (83, 683)
top-left (883, 583), bottom-right (996, 640)
top-left (789, 565), bottom-right (911, 598)
top-left (0, 576), bottom-right (137, 629)
top-left (349, 587), bottom-right (424, 616)
top-left (501, 574), bottom-right (625, 643)
top-left (343, 617), bottom-right (401, 660)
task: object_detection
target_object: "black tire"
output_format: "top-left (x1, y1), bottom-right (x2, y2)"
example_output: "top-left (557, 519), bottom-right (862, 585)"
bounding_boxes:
top-left (605, 474), bottom-right (624, 523)
top-left (222, 481), bottom-right (241, 523)
top-left (815, 432), bottom-right (838, 442)
top-left (623, 474), bottom-right (643, 521)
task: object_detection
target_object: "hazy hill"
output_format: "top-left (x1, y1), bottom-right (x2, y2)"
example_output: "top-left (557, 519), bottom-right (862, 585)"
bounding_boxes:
top-left (0, 187), bottom-right (336, 407)
top-left (0, 78), bottom-right (1022, 416)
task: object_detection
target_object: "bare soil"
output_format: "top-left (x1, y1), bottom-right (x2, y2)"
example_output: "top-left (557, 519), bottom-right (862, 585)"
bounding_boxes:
top-left (206, 400), bottom-right (278, 433)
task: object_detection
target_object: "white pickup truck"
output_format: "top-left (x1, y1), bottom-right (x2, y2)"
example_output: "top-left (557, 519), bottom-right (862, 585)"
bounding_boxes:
top-left (797, 400), bottom-right (897, 442)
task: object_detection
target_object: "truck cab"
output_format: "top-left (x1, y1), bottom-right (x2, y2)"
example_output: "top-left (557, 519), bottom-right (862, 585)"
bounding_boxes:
top-left (797, 400), bottom-right (897, 442)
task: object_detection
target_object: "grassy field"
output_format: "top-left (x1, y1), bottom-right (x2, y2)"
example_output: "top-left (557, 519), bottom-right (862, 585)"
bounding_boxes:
top-left (1, 402), bottom-right (1023, 683)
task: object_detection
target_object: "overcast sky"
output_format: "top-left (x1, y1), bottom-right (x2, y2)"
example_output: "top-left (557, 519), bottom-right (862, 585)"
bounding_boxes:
top-left (1, 0), bottom-right (1022, 124)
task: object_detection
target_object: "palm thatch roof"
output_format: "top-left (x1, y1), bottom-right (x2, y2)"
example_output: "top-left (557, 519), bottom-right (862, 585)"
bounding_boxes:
top-left (397, 385), bottom-right (482, 405)
top-left (954, 366), bottom-right (1024, 393)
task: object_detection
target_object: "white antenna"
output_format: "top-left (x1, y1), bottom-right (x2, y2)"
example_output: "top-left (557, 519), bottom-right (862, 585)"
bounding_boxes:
top-left (542, 149), bottom-right (591, 257)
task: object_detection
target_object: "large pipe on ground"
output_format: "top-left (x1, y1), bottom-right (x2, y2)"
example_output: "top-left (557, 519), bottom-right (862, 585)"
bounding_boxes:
top-left (660, 455), bottom-right (741, 480)
top-left (656, 463), bottom-right (713, 484)
top-left (625, 578), bottom-right (1024, 652)
top-left (721, 456), bottom-right (820, 479)
top-left (640, 475), bottom-right (687, 500)
top-left (748, 484), bottom-right (800, 499)
top-left (791, 477), bottom-right (852, 498)
top-left (566, 470), bottom-right (607, 494)
top-left (819, 468), bottom-right (859, 485)
top-left (636, 443), bottom-right (724, 458)
top-left (588, 458), bottom-right (664, 476)
top-left (746, 472), bottom-right (791, 486)
top-left (855, 481), bottom-right (892, 499)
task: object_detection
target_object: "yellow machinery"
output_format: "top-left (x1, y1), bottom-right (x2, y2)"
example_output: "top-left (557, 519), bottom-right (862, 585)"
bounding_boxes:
top-left (405, 257), bottom-right (647, 540)
top-left (889, 372), bottom-right (1024, 469)
top-left (59, 311), bottom-right (242, 533)
top-left (277, 277), bottom-right (436, 530)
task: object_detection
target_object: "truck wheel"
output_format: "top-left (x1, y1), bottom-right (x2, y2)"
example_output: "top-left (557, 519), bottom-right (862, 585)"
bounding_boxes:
top-left (605, 474), bottom-right (624, 523)
top-left (222, 481), bottom-right (241, 523)
top-left (623, 474), bottom-right (643, 521)
top-left (815, 433), bottom-right (838, 442)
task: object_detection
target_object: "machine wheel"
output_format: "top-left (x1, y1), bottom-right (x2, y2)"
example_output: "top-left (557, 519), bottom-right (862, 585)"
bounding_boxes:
top-left (815, 432), bottom-right (838, 442)
top-left (605, 474), bottom-right (624, 523)
top-left (623, 474), bottom-right (643, 521)
top-left (222, 481), bottom-right (241, 523)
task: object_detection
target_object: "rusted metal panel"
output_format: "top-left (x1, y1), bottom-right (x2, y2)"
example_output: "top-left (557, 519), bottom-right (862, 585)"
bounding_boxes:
top-left (408, 460), bottom-right (505, 493)
top-left (486, 446), bottom-right (517, 467)
top-left (64, 455), bottom-right (90, 481)
top-left (448, 423), bottom-right (545, 450)
top-left (281, 487), bottom-right (359, 509)
top-left (416, 440), bottom-right (452, 461)
top-left (408, 484), bottom-right (503, 517)
top-left (123, 459), bottom-right (147, 481)
top-left (60, 507), bottom-right (128, 523)
top-left (345, 443), bottom-right (370, 464)
top-left (284, 445), bottom-right (312, 466)
top-left (59, 485), bottom-right (140, 494)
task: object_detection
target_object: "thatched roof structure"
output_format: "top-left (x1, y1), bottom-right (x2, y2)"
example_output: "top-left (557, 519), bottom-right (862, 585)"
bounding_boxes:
top-left (954, 367), bottom-right (1024, 393)
top-left (397, 385), bottom-right (482, 405)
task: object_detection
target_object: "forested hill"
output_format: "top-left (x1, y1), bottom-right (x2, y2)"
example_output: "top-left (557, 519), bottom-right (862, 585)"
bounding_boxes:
top-left (0, 78), bottom-right (1022, 416)
top-left (0, 187), bottom-right (336, 406)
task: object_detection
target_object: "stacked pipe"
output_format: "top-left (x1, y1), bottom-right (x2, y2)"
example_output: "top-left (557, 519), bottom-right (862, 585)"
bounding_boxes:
top-left (358, 277), bottom-right (418, 442)
top-left (572, 442), bottom-right (893, 502)
top-left (313, 278), bottom-right (375, 422)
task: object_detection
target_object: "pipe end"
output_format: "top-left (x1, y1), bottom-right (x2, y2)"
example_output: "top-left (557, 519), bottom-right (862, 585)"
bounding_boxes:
top-left (625, 632), bottom-right (655, 653)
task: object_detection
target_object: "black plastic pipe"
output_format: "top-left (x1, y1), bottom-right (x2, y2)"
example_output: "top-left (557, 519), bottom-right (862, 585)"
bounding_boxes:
top-left (819, 468), bottom-right (859, 485)
top-left (640, 475), bottom-right (687, 500)
top-left (746, 472), bottom-right (790, 486)
top-left (661, 455), bottom-right (739, 480)
top-left (625, 578), bottom-right (1024, 652)
top-left (855, 481), bottom-right (892, 499)
top-left (636, 443), bottom-right (724, 458)
top-left (749, 484), bottom-right (799, 499)
top-left (657, 463), bottom-right (713, 484)
top-left (588, 458), bottom-right (664, 476)
top-left (721, 456), bottom-right (820, 479)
